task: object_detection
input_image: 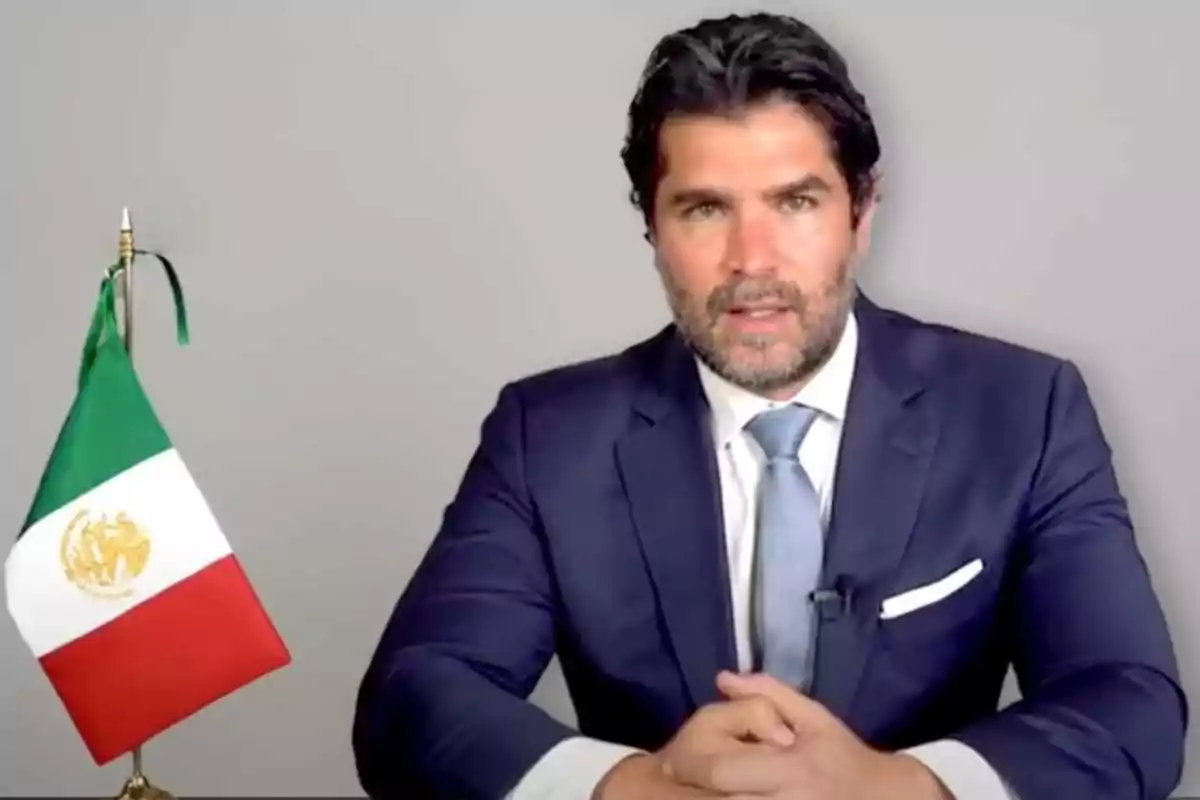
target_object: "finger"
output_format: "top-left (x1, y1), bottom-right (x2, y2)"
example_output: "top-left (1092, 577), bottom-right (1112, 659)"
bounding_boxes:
top-left (718, 671), bottom-right (826, 730)
top-left (662, 736), bottom-right (755, 783)
top-left (707, 696), bottom-right (796, 747)
top-left (676, 745), bottom-right (797, 795)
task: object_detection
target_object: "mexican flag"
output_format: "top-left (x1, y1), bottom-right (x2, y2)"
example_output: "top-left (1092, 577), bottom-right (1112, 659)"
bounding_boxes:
top-left (4, 263), bottom-right (290, 765)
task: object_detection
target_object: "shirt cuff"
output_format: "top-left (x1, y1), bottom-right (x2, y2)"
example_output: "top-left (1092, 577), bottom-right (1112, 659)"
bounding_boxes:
top-left (904, 739), bottom-right (1019, 799)
top-left (503, 737), bottom-right (646, 800)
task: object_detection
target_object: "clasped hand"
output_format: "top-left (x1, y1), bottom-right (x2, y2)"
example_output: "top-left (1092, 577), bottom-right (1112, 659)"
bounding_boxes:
top-left (596, 671), bottom-right (949, 800)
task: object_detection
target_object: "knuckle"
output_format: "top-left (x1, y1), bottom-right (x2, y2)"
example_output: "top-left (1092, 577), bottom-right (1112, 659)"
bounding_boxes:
top-left (748, 696), bottom-right (775, 722)
top-left (684, 703), bottom-right (719, 735)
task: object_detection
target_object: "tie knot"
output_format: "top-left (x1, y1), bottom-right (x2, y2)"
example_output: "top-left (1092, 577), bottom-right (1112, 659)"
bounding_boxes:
top-left (745, 404), bottom-right (817, 460)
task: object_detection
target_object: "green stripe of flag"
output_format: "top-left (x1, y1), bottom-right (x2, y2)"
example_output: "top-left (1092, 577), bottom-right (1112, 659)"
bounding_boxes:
top-left (20, 280), bottom-right (171, 536)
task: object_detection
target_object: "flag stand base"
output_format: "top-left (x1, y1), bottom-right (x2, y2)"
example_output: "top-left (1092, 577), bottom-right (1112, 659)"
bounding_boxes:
top-left (113, 772), bottom-right (175, 800)
top-left (112, 747), bottom-right (175, 800)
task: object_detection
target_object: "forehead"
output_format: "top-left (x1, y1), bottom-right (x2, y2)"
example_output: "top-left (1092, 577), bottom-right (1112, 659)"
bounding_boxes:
top-left (657, 100), bottom-right (841, 186)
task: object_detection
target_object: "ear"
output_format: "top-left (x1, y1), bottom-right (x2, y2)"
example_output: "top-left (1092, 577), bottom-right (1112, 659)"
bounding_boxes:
top-left (853, 170), bottom-right (883, 254)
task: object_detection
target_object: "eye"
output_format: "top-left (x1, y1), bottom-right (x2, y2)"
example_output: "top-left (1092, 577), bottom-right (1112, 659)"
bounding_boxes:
top-left (683, 200), bottom-right (723, 220)
top-left (778, 193), bottom-right (816, 213)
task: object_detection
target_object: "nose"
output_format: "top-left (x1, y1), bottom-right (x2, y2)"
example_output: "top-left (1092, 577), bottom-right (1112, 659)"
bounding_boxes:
top-left (724, 213), bottom-right (777, 277)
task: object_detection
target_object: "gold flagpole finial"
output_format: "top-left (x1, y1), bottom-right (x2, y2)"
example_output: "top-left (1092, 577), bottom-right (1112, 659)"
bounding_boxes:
top-left (116, 207), bottom-right (134, 356)
top-left (120, 206), bottom-right (132, 247)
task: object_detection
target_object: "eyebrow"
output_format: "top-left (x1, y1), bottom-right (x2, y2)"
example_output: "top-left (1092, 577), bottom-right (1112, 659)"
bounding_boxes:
top-left (665, 174), bottom-right (834, 209)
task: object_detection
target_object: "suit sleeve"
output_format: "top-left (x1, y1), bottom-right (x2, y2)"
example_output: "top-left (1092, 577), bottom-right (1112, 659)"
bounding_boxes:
top-left (953, 360), bottom-right (1189, 800)
top-left (352, 382), bottom-right (578, 799)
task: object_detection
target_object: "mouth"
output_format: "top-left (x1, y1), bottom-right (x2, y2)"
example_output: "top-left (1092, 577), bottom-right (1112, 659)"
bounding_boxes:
top-left (729, 306), bottom-right (789, 317)
top-left (722, 304), bottom-right (795, 334)
top-left (726, 300), bottom-right (793, 317)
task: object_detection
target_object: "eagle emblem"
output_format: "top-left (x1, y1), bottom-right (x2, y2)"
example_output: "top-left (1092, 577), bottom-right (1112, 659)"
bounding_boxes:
top-left (60, 509), bottom-right (151, 599)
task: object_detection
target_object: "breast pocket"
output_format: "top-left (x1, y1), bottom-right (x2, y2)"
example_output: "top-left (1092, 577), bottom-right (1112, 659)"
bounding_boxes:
top-left (870, 557), bottom-right (1003, 698)
top-left (877, 558), bottom-right (997, 644)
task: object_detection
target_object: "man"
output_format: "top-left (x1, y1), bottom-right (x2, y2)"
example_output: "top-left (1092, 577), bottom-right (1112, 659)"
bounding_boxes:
top-left (352, 12), bottom-right (1187, 800)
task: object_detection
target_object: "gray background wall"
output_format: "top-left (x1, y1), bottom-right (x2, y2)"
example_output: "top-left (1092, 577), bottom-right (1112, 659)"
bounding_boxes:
top-left (2, 1), bottom-right (1197, 796)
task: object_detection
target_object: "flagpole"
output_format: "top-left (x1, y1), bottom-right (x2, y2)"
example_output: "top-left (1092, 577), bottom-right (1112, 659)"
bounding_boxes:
top-left (111, 207), bottom-right (174, 800)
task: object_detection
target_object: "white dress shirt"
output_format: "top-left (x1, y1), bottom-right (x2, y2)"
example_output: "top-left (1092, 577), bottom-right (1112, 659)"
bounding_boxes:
top-left (505, 313), bottom-right (1017, 800)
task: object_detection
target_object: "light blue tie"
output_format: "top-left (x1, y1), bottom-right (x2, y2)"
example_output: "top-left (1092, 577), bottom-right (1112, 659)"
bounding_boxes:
top-left (746, 404), bottom-right (822, 691)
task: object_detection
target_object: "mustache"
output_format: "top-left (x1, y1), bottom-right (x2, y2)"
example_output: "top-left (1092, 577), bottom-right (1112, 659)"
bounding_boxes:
top-left (706, 278), bottom-right (806, 317)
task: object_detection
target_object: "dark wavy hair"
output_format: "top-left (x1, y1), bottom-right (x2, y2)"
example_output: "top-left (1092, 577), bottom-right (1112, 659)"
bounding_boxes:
top-left (620, 12), bottom-right (881, 231)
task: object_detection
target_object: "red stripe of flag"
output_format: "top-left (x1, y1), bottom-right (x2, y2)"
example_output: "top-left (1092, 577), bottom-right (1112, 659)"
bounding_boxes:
top-left (38, 554), bottom-right (291, 764)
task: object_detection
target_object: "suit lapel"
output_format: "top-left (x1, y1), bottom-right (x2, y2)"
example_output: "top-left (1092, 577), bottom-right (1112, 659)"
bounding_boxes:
top-left (616, 329), bottom-right (737, 709)
top-left (810, 294), bottom-right (941, 721)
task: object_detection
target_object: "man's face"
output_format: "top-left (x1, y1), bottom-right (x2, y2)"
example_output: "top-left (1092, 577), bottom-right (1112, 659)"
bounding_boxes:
top-left (650, 99), bottom-right (877, 399)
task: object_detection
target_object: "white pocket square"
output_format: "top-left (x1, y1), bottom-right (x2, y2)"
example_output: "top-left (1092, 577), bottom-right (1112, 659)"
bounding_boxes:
top-left (879, 558), bottom-right (984, 620)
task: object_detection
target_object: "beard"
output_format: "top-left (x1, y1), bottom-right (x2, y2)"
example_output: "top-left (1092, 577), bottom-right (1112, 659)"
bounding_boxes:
top-left (659, 260), bottom-right (855, 395)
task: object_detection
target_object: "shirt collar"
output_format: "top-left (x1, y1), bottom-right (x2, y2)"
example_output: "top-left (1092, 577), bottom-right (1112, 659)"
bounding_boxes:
top-left (694, 311), bottom-right (859, 449)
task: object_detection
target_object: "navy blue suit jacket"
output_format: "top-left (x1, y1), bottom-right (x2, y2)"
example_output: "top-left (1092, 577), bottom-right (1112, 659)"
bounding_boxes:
top-left (352, 294), bottom-right (1187, 799)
